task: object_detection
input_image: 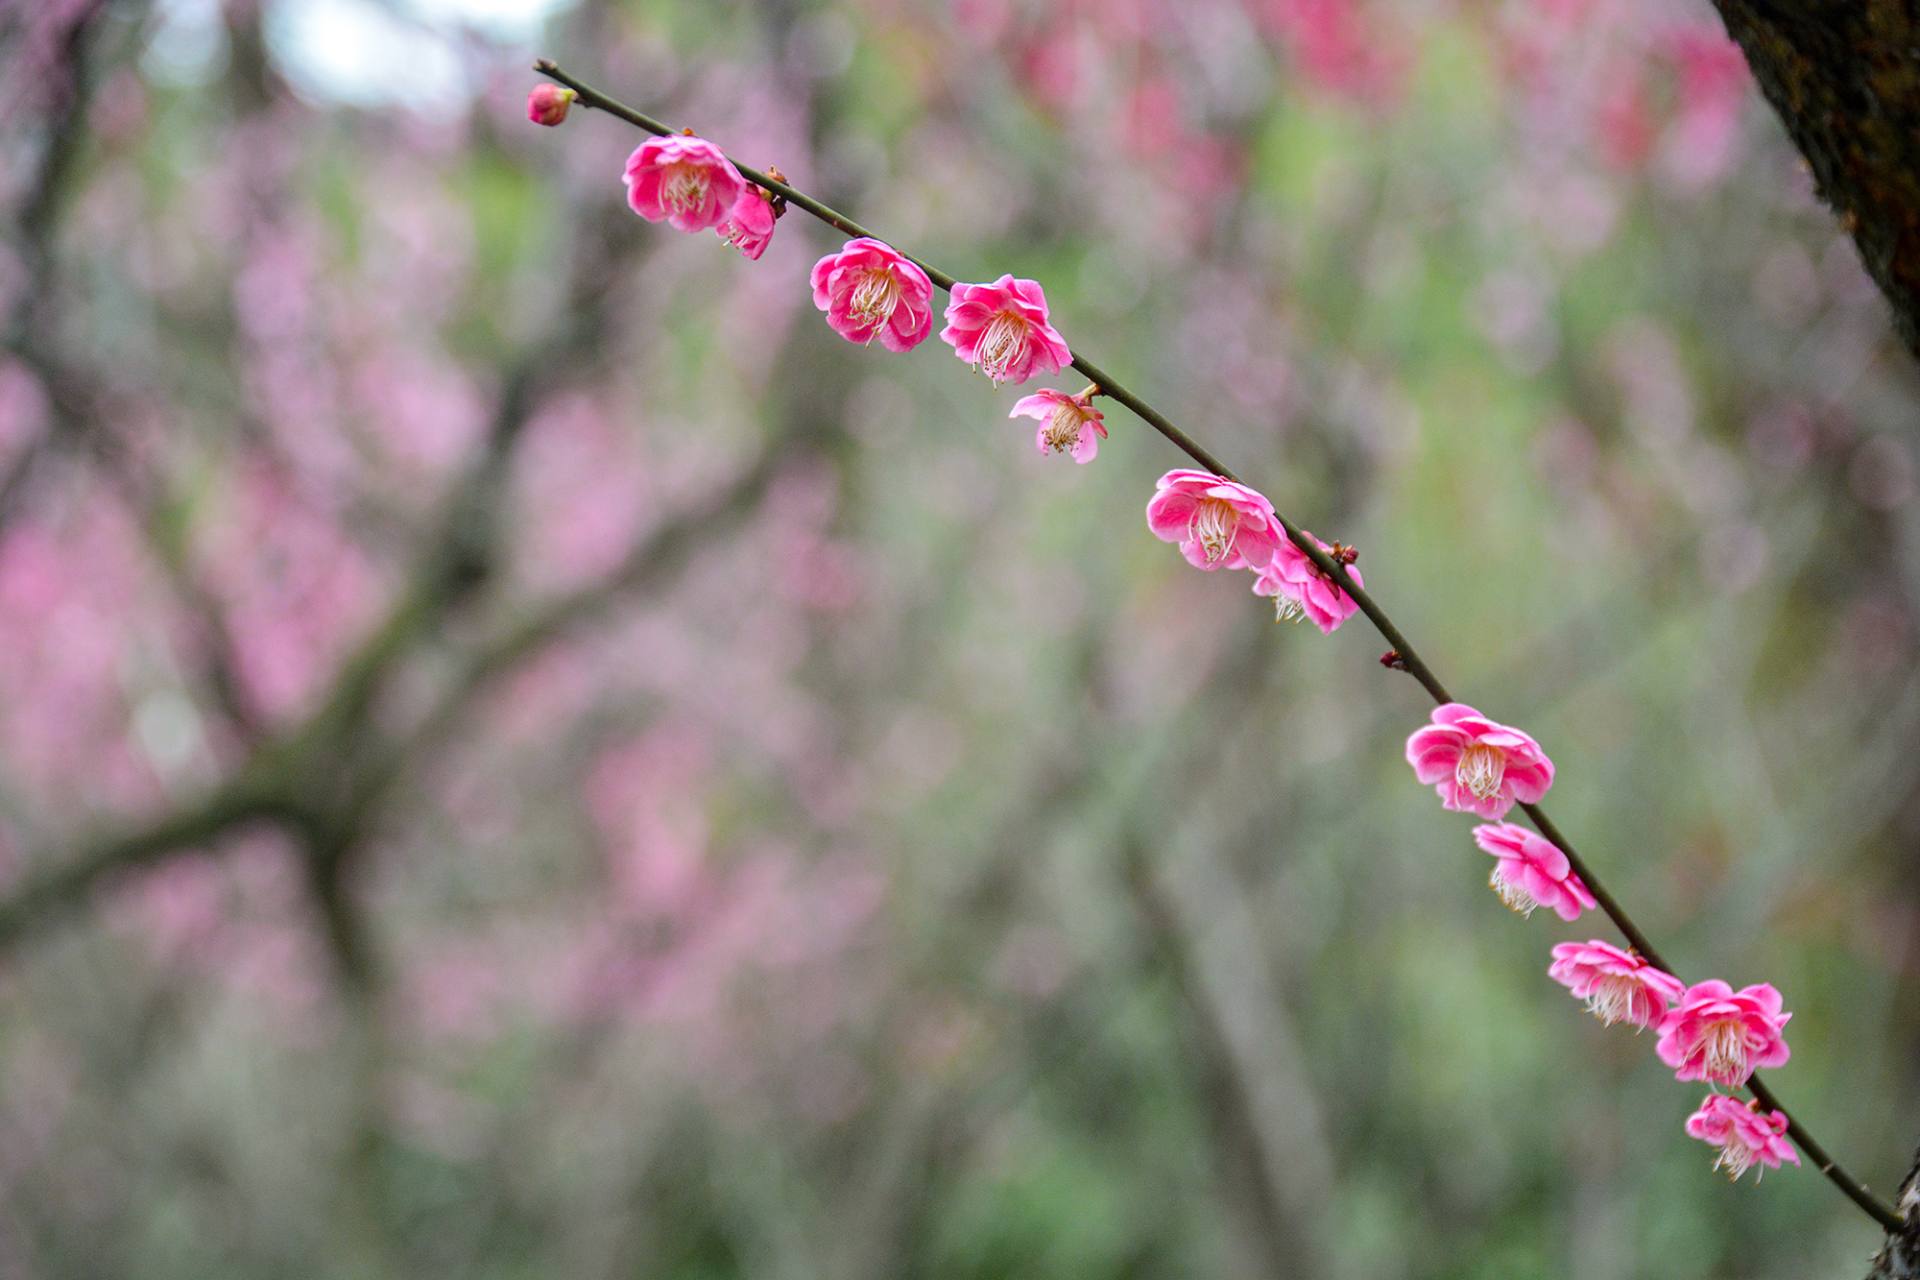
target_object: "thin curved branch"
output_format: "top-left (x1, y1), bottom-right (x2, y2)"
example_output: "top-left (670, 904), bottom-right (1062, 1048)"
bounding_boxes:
top-left (533, 60), bottom-right (1902, 1232)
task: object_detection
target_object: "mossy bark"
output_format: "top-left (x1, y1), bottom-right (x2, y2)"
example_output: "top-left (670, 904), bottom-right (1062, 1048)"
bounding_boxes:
top-left (1713, 0), bottom-right (1920, 359)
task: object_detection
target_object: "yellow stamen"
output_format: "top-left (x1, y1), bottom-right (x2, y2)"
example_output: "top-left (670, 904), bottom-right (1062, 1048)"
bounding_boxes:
top-left (1188, 497), bottom-right (1240, 565)
top-left (1456, 742), bottom-right (1507, 801)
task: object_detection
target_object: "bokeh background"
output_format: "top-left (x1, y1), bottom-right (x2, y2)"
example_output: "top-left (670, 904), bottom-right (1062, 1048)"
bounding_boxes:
top-left (4, 0), bottom-right (1919, 1276)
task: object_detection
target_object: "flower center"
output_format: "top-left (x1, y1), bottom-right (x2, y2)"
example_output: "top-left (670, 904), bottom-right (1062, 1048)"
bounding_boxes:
top-left (1455, 742), bottom-right (1507, 801)
top-left (848, 268), bottom-right (902, 331)
top-left (1584, 973), bottom-right (1644, 1027)
top-left (1041, 402), bottom-right (1085, 454)
top-left (1188, 498), bottom-right (1239, 564)
top-left (1711, 1140), bottom-right (1757, 1182)
top-left (662, 163), bottom-right (711, 213)
top-left (1488, 863), bottom-right (1539, 918)
top-left (976, 311), bottom-right (1030, 380)
top-left (1699, 1018), bottom-right (1750, 1081)
top-left (1271, 592), bottom-right (1305, 625)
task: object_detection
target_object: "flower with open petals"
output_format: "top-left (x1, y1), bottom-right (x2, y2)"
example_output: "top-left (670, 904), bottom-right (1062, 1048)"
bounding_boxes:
top-left (717, 185), bottom-right (775, 260)
top-left (1655, 980), bottom-right (1791, 1088)
top-left (1250, 530), bottom-right (1363, 633)
top-left (1472, 823), bottom-right (1596, 921)
top-left (940, 274), bottom-right (1072, 384)
top-left (1547, 940), bottom-right (1685, 1029)
top-left (623, 134), bottom-right (746, 233)
top-left (1011, 388), bottom-right (1106, 463)
top-left (1685, 1095), bottom-right (1799, 1181)
top-left (1405, 703), bottom-right (1555, 820)
top-left (527, 84), bottom-right (576, 126)
top-left (1145, 470), bottom-right (1284, 571)
top-left (809, 238), bottom-right (935, 352)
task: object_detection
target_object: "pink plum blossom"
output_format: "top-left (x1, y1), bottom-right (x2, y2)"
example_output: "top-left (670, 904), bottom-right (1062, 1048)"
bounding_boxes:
top-left (939, 274), bottom-right (1072, 384)
top-left (809, 238), bottom-right (935, 351)
top-left (1655, 980), bottom-right (1791, 1088)
top-left (526, 84), bottom-right (575, 126)
top-left (1547, 939), bottom-right (1685, 1029)
top-left (1010, 388), bottom-right (1105, 463)
top-left (717, 185), bottom-right (776, 260)
top-left (1685, 1095), bottom-right (1799, 1181)
top-left (1250, 530), bottom-right (1362, 633)
top-left (623, 134), bottom-right (747, 233)
top-left (1144, 470), bottom-right (1285, 571)
top-left (1405, 703), bottom-right (1556, 819)
top-left (1471, 822), bottom-right (1596, 921)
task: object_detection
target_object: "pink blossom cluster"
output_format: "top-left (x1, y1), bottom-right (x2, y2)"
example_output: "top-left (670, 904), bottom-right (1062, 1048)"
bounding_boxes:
top-left (1144, 471), bottom-right (1364, 634)
top-left (589, 119), bottom-right (1361, 631)
top-left (1400, 702), bottom-right (1798, 1180)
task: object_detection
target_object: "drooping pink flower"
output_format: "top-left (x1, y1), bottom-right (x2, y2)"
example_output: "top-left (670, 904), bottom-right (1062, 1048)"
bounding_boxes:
top-left (1547, 939), bottom-right (1685, 1029)
top-left (1685, 1095), bottom-right (1799, 1182)
top-left (940, 274), bottom-right (1072, 384)
top-left (1471, 823), bottom-right (1596, 921)
top-left (1010, 388), bottom-right (1105, 463)
top-left (717, 185), bottom-right (775, 260)
top-left (1144, 470), bottom-right (1285, 571)
top-left (1250, 530), bottom-right (1362, 633)
top-left (1655, 981), bottom-right (1791, 1088)
top-left (623, 134), bottom-right (747, 233)
top-left (1405, 703), bottom-right (1555, 819)
top-left (526, 84), bottom-right (576, 126)
top-left (809, 238), bottom-right (935, 352)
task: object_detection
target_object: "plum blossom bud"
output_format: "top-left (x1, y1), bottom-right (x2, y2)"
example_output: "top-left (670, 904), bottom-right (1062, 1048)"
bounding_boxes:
top-left (1405, 703), bottom-right (1555, 819)
top-left (623, 134), bottom-right (747, 233)
top-left (1144, 470), bottom-right (1285, 571)
top-left (1471, 823), bottom-right (1596, 921)
top-left (1685, 1095), bottom-right (1798, 1181)
top-left (940, 275), bottom-right (1072, 384)
top-left (1010, 387), bottom-right (1105, 463)
top-left (1655, 981), bottom-right (1791, 1088)
top-left (527, 84), bottom-right (576, 126)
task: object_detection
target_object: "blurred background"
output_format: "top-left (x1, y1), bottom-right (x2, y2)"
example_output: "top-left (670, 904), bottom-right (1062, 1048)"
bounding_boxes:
top-left (3, 0), bottom-right (1919, 1275)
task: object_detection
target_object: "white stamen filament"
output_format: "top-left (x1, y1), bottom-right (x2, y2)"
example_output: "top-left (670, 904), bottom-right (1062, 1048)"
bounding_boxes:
top-left (1042, 403), bottom-right (1085, 454)
top-left (662, 163), bottom-right (711, 214)
top-left (1272, 592), bottom-right (1305, 625)
top-left (1187, 498), bottom-right (1240, 565)
top-left (849, 268), bottom-right (902, 333)
top-left (976, 311), bottom-right (1030, 381)
top-left (1456, 742), bottom-right (1507, 801)
top-left (1489, 864), bottom-right (1539, 918)
top-left (1712, 1143), bottom-right (1757, 1182)
top-left (1583, 973), bottom-right (1645, 1028)
top-left (1699, 1019), bottom-right (1750, 1082)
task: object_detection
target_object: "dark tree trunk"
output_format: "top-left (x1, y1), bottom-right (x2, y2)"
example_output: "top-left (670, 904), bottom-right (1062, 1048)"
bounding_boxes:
top-left (1712, 0), bottom-right (1920, 359)
top-left (1866, 1145), bottom-right (1920, 1277)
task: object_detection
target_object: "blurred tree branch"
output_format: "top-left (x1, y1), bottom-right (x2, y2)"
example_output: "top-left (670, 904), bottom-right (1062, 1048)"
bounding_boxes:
top-left (1713, 1), bottom-right (1920, 363)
